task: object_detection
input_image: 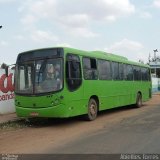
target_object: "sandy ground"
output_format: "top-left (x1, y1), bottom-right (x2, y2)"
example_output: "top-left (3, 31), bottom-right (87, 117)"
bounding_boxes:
top-left (0, 94), bottom-right (159, 154)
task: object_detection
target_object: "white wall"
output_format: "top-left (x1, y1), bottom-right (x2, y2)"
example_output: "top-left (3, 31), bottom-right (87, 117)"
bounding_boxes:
top-left (0, 69), bottom-right (15, 114)
top-left (152, 77), bottom-right (160, 93)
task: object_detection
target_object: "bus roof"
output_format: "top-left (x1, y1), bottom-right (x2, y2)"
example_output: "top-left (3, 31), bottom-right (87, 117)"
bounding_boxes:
top-left (18, 47), bottom-right (149, 68)
top-left (63, 47), bottom-right (149, 68)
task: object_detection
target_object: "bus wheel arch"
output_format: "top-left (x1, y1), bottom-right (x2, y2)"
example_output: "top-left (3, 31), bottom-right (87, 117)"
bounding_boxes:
top-left (136, 92), bottom-right (142, 108)
top-left (85, 95), bottom-right (99, 121)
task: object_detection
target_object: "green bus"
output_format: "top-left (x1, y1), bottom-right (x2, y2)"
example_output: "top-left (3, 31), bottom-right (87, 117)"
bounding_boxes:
top-left (15, 47), bottom-right (151, 120)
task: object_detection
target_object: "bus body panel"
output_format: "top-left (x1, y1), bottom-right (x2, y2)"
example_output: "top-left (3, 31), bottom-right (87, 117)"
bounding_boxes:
top-left (83, 80), bottom-right (150, 111)
top-left (16, 83), bottom-right (87, 118)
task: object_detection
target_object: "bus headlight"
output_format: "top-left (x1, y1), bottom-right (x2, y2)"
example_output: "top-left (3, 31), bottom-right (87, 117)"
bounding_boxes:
top-left (52, 98), bottom-right (60, 106)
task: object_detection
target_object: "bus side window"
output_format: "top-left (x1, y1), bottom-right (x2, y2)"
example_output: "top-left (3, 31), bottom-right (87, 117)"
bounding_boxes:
top-left (98, 59), bottom-right (112, 80)
top-left (141, 67), bottom-right (150, 81)
top-left (83, 57), bottom-right (98, 80)
top-left (126, 65), bottom-right (133, 81)
top-left (66, 54), bottom-right (82, 91)
top-left (112, 62), bottom-right (119, 80)
top-left (133, 66), bottom-right (141, 81)
top-left (119, 63), bottom-right (124, 80)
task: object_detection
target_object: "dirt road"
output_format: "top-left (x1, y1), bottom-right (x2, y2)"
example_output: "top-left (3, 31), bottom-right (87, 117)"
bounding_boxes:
top-left (0, 94), bottom-right (160, 154)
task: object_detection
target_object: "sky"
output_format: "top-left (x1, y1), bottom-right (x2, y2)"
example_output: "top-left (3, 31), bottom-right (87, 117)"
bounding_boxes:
top-left (0, 0), bottom-right (160, 64)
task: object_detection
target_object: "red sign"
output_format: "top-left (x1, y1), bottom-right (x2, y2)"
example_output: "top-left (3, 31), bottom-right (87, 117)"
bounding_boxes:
top-left (0, 73), bottom-right (14, 93)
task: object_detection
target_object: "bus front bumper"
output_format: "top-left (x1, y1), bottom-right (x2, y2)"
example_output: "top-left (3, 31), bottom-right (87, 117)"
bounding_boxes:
top-left (16, 104), bottom-right (70, 118)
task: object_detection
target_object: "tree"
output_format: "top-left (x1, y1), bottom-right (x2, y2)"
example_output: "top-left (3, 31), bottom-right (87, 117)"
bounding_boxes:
top-left (1, 63), bottom-right (7, 69)
top-left (138, 59), bottom-right (144, 64)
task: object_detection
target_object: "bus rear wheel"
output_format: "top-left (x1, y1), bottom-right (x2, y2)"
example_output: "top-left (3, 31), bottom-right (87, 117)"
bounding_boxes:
top-left (136, 93), bottom-right (142, 108)
top-left (85, 98), bottom-right (98, 121)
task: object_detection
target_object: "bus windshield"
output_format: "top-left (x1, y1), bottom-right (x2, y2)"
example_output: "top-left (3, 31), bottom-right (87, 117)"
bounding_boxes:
top-left (15, 58), bottom-right (63, 94)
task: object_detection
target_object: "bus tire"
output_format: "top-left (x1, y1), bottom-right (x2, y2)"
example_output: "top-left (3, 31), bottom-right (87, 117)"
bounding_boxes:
top-left (136, 93), bottom-right (142, 108)
top-left (85, 98), bottom-right (98, 121)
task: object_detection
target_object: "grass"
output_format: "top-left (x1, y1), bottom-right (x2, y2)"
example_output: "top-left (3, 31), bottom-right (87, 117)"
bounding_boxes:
top-left (0, 117), bottom-right (56, 130)
top-left (0, 119), bottom-right (30, 130)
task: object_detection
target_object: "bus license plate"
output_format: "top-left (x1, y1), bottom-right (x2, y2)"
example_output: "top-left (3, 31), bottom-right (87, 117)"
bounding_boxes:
top-left (30, 112), bottom-right (39, 116)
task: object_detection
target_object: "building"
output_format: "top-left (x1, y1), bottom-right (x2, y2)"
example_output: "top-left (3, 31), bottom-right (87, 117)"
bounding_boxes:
top-left (149, 51), bottom-right (160, 93)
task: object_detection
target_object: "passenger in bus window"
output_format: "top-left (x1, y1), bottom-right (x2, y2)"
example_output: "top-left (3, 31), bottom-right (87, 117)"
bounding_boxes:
top-left (38, 64), bottom-right (59, 92)
top-left (44, 65), bottom-right (57, 91)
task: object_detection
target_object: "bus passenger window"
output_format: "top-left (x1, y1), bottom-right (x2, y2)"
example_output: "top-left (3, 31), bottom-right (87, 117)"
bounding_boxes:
top-left (127, 65), bottom-right (133, 81)
top-left (133, 66), bottom-right (141, 81)
top-left (112, 62), bottom-right (119, 80)
top-left (83, 57), bottom-right (98, 80)
top-left (119, 63), bottom-right (124, 80)
top-left (66, 54), bottom-right (82, 91)
top-left (98, 60), bottom-right (112, 80)
top-left (141, 67), bottom-right (150, 81)
top-left (124, 64), bottom-right (133, 81)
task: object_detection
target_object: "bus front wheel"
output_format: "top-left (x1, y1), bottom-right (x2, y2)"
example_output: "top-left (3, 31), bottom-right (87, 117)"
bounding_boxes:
top-left (85, 98), bottom-right (98, 121)
top-left (136, 93), bottom-right (142, 108)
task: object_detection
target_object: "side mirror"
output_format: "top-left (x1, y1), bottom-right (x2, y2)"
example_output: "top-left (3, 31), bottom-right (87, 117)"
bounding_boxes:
top-left (5, 66), bottom-right (9, 77)
top-left (4, 64), bottom-right (15, 77)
